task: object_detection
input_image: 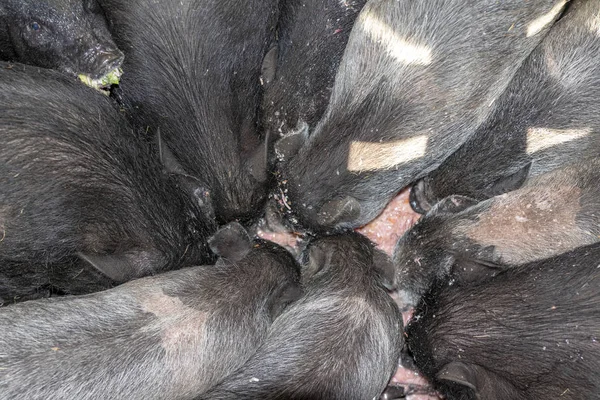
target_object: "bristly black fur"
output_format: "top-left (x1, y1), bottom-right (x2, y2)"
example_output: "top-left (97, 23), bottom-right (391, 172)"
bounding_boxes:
top-left (0, 62), bottom-right (215, 300)
top-left (278, 0), bottom-right (567, 230)
top-left (98, 0), bottom-right (278, 225)
top-left (0, 0), bottom-right (122, 78)
top-left (412, 0), bottom-right (600, 211)
top-left (407, 242), bottom-right (600, 400)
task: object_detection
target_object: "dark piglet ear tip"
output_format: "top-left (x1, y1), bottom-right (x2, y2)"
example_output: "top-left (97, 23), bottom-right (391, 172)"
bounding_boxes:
top-left (409, 179), bottom-right (433, 214)
top-left (438, 362), bottom-right (520, 400)
top-left (248, 139), bottom-right (269, 183)
top-left (208, 222), bottom-right (252, 260)
top-left (372, 249), bottom-right (397, 290)
top-left (156, 127), bottom-right (185, 175)
top-left (274, 121), bottom-right (309, 161)
top-left (268, 283), bottom-right (303, 319)
top-left (300, 242), bottom-right (330, 281)
top-left (484, 161), bottom-right (532, 197)
top-left (430, 194), bottom-right (479, 215)
top-left (78, 252), bottom-right (134, 284)
top-left (379, 384), bottom-right (406, 399)
top-left (436, 362), bottom-right (479, 391)
top-left (317, 196), bottom-right (361, 227)
top-left (261, 45), bottom-right (278, 86)
top-left (79, 249), bottom-right (166, 283)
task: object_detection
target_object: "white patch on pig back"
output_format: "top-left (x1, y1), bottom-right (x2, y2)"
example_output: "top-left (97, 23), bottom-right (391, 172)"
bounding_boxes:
top-left (544, 40), bottom-right (596, 89)
top-left (359, 11), bottom-right (432, 66)
top-left (0, 206), bottom-right (8, 242)
top-left (140, 289), bottom-right (206, 348)
top-left (347, 135), bottom-right (428, 172)
top-left (464, 184), bottom-right (595, 264)
top-left (136, 287), bottom-right (210, 395)
top-left (526, 127), bottom-right (591, 155)
top-left (527, 0), bottom-right (568, 37)
top-left (139, 288), bottom-right (207, 345)
top-left (587, 10), bottom-right (600, 36)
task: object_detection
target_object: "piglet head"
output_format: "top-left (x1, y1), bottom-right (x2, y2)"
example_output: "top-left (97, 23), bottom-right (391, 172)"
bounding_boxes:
top-left (300, 232), bottom-right (393, 291)
top-left (393, 195), bottom-right (480, 307)
top-left (211, 222), bottom-right (303, 320)
top-left (208, 222), bottom-right (252, 262)
top-left (1, 0), bottom-right (124, 79)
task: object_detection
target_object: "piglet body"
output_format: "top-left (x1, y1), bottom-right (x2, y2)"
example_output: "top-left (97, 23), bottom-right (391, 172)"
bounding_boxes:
top-left (0, 223), bottom-right (301, 400)
top-left (202, 233), bottom-right (403, 400)
top-left (394, 158), bottom-right (600, 307)
top-left (412, 0), bottom-right (600, 212)
top-left (407, 243), bottom-right (600, 400)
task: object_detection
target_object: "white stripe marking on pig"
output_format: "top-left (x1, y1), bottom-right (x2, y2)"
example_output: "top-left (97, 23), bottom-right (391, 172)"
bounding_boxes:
top-left (587, 11), bottom-right (600, 35)
top-left (139, 287), bottom-right (207, 354)
top-left (348, 136), bottom-right (428, 172)
top-left (360, 12), bottom-right (432, 66)
top-left (138, 286), bottom-right (211, 395)
top-left (527, 0), bottom-right (568, 37)
top-left (526, 127), bottom-right (591, 154)
top-left (0, 206), bottom-right (7, 242)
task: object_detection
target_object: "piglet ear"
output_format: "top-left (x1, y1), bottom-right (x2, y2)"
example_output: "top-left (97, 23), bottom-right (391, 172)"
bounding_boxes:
top-left (208, 222), bottom-right (252, 261)
top-left (301, 242), bottom-right (331, 282)
top-left (248, 137), bottom-right (269, 183)
top-left (372, 249), bottom-right (396, 290)
top-left (83, 0), bottom-right (102, 14)
top-left (78, 249), bottom-right (165, 284)
top-left (379, 385), bottom-right (406, 400)
top-left (274, 120), bottom-right (309, 161)
top-left (484, 162), bottom-right (532, 198)
top-left (261, 45), bottom-right (278, 86)
top-left (156, 128), bottom-right (217, 222)
top-left (437, 362), bottom-right (515, 400)
top-left (156, 127), bottom-right (186, 176)
top-left (451, 258), bottom-right (503, 285)
top-left (430, 195), bottom-right (478, 215)
top-left (437, 362), bottom-right (479, 391)
top-left (317, 196), bottom-right (361, 227)
top-left (267, 283), bottom-right (303, 320)
top-left (409, 178), bottom-right (434, 214)
top-left (79, 253), bottom-right (132, 283)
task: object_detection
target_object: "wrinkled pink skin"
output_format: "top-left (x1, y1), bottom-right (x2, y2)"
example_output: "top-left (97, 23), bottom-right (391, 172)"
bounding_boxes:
top-left (256, 187), bottom-right (440, 399)
top-left (255, 226), bottom-right (303, 252)
top-left (364, 192), bottom-right (439, 399)
top-left (390, 365), bottom-right (442, 400)
top-left (356, 187), bottom-right (421, 257)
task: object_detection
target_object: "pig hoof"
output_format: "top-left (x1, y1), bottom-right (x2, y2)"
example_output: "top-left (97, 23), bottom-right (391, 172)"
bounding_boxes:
top-left (409, 180), bottom-right (433, 214)
top-left (380, 384), bottom-right (406, 399)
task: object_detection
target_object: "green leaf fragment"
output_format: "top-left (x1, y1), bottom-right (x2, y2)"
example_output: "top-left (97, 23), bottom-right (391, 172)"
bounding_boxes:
top-left (78, 67), bottom-right (123, 91)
